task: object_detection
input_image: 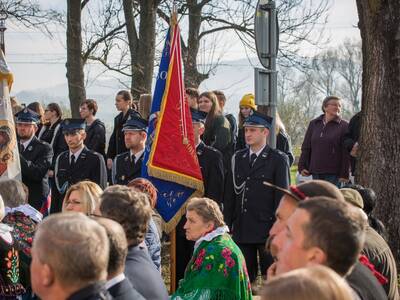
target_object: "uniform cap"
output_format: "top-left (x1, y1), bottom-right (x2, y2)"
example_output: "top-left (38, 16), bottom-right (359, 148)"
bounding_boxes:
top-left (243, 111), bottom-right (273, 129)
top-left (15, 108), bottom-right (40, 125)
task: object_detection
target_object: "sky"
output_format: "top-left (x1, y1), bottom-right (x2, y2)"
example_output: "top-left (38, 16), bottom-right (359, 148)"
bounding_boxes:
top-left (4, 0), bottom-right (360, 94)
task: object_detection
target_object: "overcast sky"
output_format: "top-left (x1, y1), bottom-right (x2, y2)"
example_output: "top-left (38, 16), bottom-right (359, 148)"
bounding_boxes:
top-left (5, 0), bottom-right (360, 94)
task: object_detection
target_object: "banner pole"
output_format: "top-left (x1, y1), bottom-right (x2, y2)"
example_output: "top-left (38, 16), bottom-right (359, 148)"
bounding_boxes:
top-left (170, 228), bottom-right (177, 293)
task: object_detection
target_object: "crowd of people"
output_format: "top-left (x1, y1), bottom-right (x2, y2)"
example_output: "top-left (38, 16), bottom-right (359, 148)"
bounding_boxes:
top-left (0, 90), bottom-right (395, 300)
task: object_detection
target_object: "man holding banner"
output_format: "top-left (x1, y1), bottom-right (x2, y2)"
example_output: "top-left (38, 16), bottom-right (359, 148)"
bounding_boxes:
top-left (141, 14), bottom-right (205, 291)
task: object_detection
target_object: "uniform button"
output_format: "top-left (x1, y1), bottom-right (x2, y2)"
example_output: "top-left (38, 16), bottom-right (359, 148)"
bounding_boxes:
top-left (245, 187), bottom-right (249, 191)
top-left (244, 209), bottom-right (247, 212)
top-left (247, 177), bottom-right (250, 180)
top-left (244, 198), bottom-right (247, 202)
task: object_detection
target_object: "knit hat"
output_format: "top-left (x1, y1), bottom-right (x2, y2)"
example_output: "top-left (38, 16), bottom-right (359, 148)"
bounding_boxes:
top-left (239, 93), bottom-right (257, 110)
top-left (340, 188), bottom-right (364, 209)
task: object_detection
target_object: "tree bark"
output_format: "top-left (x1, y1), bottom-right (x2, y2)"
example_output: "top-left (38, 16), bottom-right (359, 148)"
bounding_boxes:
top-left (355, 0), bottom-right (400, 263)
top-left (66, 0), bottom-right (86, 118)
top-left (183, 0), bottom-right (209, 88)
top-left (123, 0), bottom-right (158, 100)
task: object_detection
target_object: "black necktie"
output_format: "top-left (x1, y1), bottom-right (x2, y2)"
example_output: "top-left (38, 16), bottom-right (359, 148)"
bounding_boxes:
top-left (250, 153), bottom-right (257, 167)
top-left (19, 143), bottom-right (25, 153)
top-left (131, 154), bottom-right (136, 165)
top-left (70, 154), bottom-right (76, 168)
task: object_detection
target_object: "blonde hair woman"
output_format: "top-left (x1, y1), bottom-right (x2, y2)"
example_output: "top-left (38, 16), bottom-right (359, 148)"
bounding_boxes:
top-left (261, 266), bottom-right (353, 300)
top-left (62, 181), bottom-right (103, 215)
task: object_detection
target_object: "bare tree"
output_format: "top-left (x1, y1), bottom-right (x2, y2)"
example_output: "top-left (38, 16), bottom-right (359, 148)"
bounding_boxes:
top-left (0, 0), bottom-right (62, 35)
top-left (123, 0), bottom-right (161, 99)
top-left (356, 0), bottom-right (400, 264)
top-left (157, 0), bottom-right (330, 88)
top-left (66, 0), bottom-right (85, 117)
top-left (310, 49), bottom-right (339, 96)
top-left (335, 39), bottom-right (362, 113)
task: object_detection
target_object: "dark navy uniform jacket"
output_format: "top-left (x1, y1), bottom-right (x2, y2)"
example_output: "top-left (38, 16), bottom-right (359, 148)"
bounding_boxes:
top-left (112, 151), bottom-right (144, 185)
top-left (51, 147), bottom-right (107, 213)
top-left (19, 136), bottom-right (53, 210)
top-left (224, 145), bottom-right (290, 244)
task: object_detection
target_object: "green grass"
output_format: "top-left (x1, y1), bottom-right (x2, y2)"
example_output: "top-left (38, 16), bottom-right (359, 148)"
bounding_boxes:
top-left (290, 165), bottom-right (297, 184)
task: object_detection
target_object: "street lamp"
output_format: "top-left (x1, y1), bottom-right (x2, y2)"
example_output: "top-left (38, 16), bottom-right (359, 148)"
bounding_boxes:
top-left (0, 9), bottom-right (8, 54)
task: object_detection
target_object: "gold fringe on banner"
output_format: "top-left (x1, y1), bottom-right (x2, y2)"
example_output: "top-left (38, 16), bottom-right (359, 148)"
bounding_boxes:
top-left (148, 165), bottom-right (204, 194)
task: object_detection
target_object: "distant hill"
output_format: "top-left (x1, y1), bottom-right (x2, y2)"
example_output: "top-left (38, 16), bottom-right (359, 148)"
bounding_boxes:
top-left (15, 57), bottom-right (261, 127)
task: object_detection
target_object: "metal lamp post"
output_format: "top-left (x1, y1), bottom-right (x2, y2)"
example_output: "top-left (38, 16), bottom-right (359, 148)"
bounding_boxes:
top-left (0, 9), bottom-right (8, 54)
top-left (254, 0), bottom-right (278, 148)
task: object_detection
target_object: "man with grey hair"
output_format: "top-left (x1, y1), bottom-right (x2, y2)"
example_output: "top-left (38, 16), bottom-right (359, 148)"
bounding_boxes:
top-left (100, 185), bottom-right (168, 300)
top-left (95, 217), bottom-right (145, 300)
top-left (30, 213), bottom-right (111, 300)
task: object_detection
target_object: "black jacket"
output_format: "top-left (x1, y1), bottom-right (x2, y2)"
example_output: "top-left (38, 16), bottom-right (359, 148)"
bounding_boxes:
top-left (346, 261), bottom-right (388, 300)
top-left (51, 147), bottom-right (107, 213)
top-left (124, 245), bottom-right (168, 300)
top-left (344, 111), bottom-right (361, 174)
top-left (224, 146), bottom-right (290, 244)
top-left (39, 119), bottom-right (68, 167)
top-left (112, 151), bottom-right (144, 185)
top-left (108, 277), bottom-right (145, 300)
top-left (19, 136), bottom-right (53, 210)
top-left (276, 130), bottom-right (295, 167)
top-left (197, 142), bottom-right (225, 204)
top-left (67, 282), bottom-right (111, 300)
top-left (107, 109), bottom-right (140, 159)
top-left (85, 119), bottom-right (106, 156)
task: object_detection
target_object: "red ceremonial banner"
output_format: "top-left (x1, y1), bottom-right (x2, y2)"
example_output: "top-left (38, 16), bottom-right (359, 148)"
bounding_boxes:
top-left (148, 23), bottom-right (204, 193)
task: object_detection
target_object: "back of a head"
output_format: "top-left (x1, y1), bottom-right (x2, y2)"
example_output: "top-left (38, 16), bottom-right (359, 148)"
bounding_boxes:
top-left (262, 266), bottom-right (353, 300)
top-left (0, 179), bottom-right (27, 208)
top-left (298, 197), bottom-right (366, 276)
top-left (298, 180), bottom-right (344, 201)
top-left (100, 185), bottom-right (152, 246)
top-left (94, 217), bottom-right (128, 277)
top-left (33, 213), bottom-right (109, 287)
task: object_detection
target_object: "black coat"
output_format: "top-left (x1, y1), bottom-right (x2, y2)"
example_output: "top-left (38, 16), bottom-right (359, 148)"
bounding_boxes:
top-left (224, 146), bottom-right (290, 244)
top-left (124, 245), bottom-right (168, 300)
top-left (67, 283), bottom-right (112, 300)
top-left (19, 136), bottom-right (53, 210)
top-left (276, 130), bottom-right (294, 167)
top-left (197, 142), bottom-right (225, 204)
top-left (344, 111), bottom-right (361, 174)
top-left (85, 119), bottom-right (106, 157)
top-left (107, 109), bottom-right (139, 159)
top-left (51, 147), bottom-right (107, 213)
top-left (38, 119), bottom-right (68, 167)
top-left (346, 261), bottom-right (388, 300)
top-left (112, 151), bottom-right (143, 185)
top-left (108, 278), bottom-right (145, 300)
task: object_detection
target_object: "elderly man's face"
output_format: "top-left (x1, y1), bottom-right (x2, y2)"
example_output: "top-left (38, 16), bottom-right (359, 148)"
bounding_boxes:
top-left (274, 208), bottom-right (319, 275)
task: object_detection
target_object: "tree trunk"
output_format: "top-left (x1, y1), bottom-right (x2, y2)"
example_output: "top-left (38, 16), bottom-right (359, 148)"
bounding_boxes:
top-left (66, 0), bottom-right (86, 118)
top-left (123, 0), bottom-right (158, 100)
top-left (183, 0), bottom-right (209, 88)
top-left (355, 0), bottom-right (400, 263)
